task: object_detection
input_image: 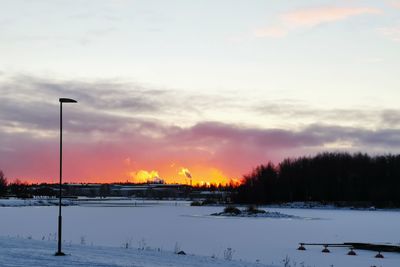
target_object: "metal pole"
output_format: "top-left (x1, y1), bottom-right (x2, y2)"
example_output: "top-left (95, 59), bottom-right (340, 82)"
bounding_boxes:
top-left (56, 102), bottom-right (65, 256)
top-left (55, 98), bottom-right (76, 256)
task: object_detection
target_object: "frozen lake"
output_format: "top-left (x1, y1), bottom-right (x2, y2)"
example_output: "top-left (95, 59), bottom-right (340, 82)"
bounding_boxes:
top-left (1, 200), bottom-right (399, 266)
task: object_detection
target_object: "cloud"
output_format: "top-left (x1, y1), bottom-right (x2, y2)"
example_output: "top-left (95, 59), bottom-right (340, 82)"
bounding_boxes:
top-left (281, 7), bottom-right (382, 27)
top-left (381, 109), bottom-right (400, 125)
top-left (387, 1), bottom-right (400, 9)
top-left (253, 26), bottom-right (287, 38)
top-left (3, 117), bottom-right (400, 182)
top-left (79, 27), bottom-right (117, 46)
top-left (378, 26), bottom-right (400, 42)
top-left (0, 75), bottom-right (167, 139)
top-left (0, 74), bottom-right (253, 182)
top-left (1, 74), bottom-right (400, 183)
top-left (254, 6), bottom-right (382, 38)
top-left (253, 101), bottom-right (400, 129)
top-left (0, 74), bottom-right (245, 135)
top-left (174, 122), bottom-right (400, 151)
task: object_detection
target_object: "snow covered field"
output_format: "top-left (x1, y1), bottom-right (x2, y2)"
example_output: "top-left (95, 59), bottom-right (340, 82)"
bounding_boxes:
top-left (0, 200), bottom-right (399, 267)
top-left (0, 198), bottom-right (74, 207)
top-left (0, 236), bottom-right (270, 267)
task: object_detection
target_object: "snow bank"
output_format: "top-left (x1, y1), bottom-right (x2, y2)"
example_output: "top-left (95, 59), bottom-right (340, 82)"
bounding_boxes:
top-left (0, 198), bottom-right (75, 207)
top-left (0, 236), bottom-right (273, 267)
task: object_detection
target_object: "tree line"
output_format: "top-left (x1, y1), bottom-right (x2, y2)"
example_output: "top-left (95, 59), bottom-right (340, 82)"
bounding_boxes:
top-left (0, 171), bottom-right (38, 198)
top-left (234, 152), bottom-right (400, 207)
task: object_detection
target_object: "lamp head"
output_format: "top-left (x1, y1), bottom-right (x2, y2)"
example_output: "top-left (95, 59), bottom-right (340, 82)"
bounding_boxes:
top-left (59, 98), bottom-right (78, 103)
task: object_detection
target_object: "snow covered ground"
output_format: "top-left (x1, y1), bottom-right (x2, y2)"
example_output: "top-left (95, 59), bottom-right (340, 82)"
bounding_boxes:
top-left (0, 236), bottom-right (271, 267)
top-left (1, 200), bottom-right (399, 266)
top-left (0, 198), bottom-right (74, 207)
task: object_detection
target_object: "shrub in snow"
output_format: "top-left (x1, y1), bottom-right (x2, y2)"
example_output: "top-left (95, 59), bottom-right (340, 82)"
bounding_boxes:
top-left (223, 247), bottom-right (234, 261)
top-left (190, 201), bottom-right (202, 206)
top-left (138, 238), bottom-right (146, 250)
top-left (50, 233), bottom-right (57, 241)
top-left (202, 199), bottom-right (217, 205)
top-left (174, 242), bottom-right (181, 254)
top-left (282, 255), bottom-right (290, 267)
top-left (223, 206), bottom-right (241, 215)
top-left (245, 205), bottom-right (266, 214)
top-left (123, 238), bottom-right (133, 249)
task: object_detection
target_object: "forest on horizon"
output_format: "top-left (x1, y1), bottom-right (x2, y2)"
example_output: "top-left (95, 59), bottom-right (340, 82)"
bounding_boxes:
top-left (235, 152), bottom-right (400, 207)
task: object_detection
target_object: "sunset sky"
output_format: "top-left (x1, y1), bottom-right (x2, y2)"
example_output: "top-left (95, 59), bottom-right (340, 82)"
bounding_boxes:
top-left (1, 0), bottom-right (400, 184)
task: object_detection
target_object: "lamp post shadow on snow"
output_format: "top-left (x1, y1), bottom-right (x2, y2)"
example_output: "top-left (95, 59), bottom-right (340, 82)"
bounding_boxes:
top-left (55, 98), bottom-right (77, 256)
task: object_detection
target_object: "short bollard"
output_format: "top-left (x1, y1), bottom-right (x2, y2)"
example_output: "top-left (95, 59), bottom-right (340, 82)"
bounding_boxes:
top-left (322, 245), bottom-right (330, 253)
top-left (375, 252), bottom-right (384, 258)
top-left (347, 248), bottom-right (357, 256)
top-left (297, 243), bottom-right (306, 251)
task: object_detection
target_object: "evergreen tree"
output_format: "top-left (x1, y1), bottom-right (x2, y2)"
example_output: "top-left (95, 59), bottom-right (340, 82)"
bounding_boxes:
top-left (0, 170), bottom-right (8, 196)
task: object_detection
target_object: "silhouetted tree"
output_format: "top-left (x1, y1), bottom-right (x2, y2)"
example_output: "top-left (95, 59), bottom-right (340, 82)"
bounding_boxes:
top-left (236, 162), bottom-right (277, 204)
top-left (0, 170), bottom-right (7, 196)
top-left (33, 184), bottom-right (57, 197)
top-left (99, 184), bottom-right (111, 198)
top-left (9, 179), bottom-right (30, 198)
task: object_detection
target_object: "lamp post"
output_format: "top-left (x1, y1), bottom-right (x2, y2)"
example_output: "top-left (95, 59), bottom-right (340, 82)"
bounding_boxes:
top-left (55, 98), bottom-right (77, 256)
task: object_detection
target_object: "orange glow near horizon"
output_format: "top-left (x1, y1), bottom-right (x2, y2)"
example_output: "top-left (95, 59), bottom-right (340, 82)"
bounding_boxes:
top-left (129, 170), bottom-right (162, 183)
top-left (10, 164), bottom-right (244, 187)
top-left (124, 166), bottom-right (242, 186)
top-left (5, 144), bottom-right (247, 186)
top-left (12, 169), bottom-right (242, 186)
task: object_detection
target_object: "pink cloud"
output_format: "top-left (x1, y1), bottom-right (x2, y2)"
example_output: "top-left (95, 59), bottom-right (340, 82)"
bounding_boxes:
top-left (387, 1), bottom-right (400, 9)
top-left (253, 26), bottom-right (287, 38)
top-left (254, 6), bottom-right (382, 38)
top-left (282, 7), bottom-right (382, 27)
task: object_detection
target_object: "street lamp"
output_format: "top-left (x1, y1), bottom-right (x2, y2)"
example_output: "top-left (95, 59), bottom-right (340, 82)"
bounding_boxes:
top-left (55, 98), bottom-right (77, 256)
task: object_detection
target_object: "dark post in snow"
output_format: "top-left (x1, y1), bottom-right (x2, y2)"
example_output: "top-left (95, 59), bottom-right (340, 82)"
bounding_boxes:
top-left (55, 98), bottom-right (77, 256)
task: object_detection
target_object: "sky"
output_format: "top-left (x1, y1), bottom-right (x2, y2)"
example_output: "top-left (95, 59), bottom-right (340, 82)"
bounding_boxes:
top-left (1, 0), bottom-right (400, 184)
